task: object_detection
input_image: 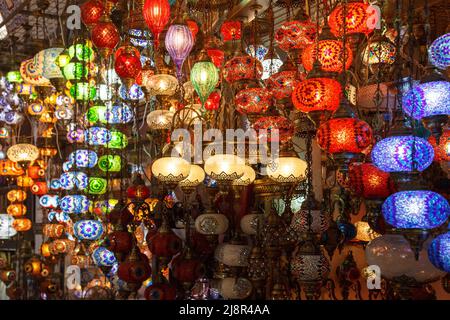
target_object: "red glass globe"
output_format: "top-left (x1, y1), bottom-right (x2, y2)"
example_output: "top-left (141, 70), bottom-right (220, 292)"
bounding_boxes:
top-left (275, 20), bottom-right (317, 52)
top-left (235, 87), bottom-right (272, 114)
top-left (80, 0), bottom-right (104, 28)
top-left (266, 70), bottom-right (299, 100)
top-left (147, 230), bottom-right (182, 258)
top-left (117, 251), bottom-right (151, 284)
top-left (253, 116), bottom-right (295, 143)
top-left (348, 162), bottom-right (396, 199)
top-left (328, 2), bottom-right (375, 37)
top-left (186, 20), bottom-right (199, 40)
top-left (292, 77), bottom-right (342, 113)
top-left (428, 129), bottom-right (450, 162)
top-left (143, 0), bottom-right (171, 48)
top-left (114, 46), bottom-right (142, 82)
top-left (91, 21), bottom-right (120, 56)
top-left (223, 56), bottom-right (263, 83)
top-left (203, 91), bottom-right (221, 111)
top-left (220, 21), bottom-right (242, 41)
top-left (207, 49), bottom-right (225, 68)
top-left (317, 118), bottom-right (373, 154)
top-left (302, 40), bottom-right (353, 73)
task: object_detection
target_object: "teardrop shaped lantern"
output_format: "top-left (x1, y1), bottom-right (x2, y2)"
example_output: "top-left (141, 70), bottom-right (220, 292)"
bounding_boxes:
top-left (143, 0), bottom-right (171, 49)
top-left (165, 23), bottom-right (194, 79)
top-left (190, 52), bottom-right (219, 107)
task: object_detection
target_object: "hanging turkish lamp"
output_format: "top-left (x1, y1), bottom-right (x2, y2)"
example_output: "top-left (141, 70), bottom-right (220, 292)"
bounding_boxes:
top-left (382, 190), bottom-right (450, 259)
top-left (428, 33), bottom-right (450, 71)
top-left (328, 1), bottom-right (374, 52)
top-left (290, 232), bottom-right (330, 299)
top-left (348, 162), bottom-right (396, 200)
top-left (428, 128), bottom-right (450, 162)
top-left (371, 116), bottom-right (435, 189)
top-left (91, 14), bottom-right (120, 58)
top-left (266, 58), bottom-right (299, 103)
top-left (190, 50), bottom-right (219, 107)
top-left (220, 20), bottom-right (242, 42)
top-left (428, 231), bottom-right (450, 272)
top-left (292, 60), bottom-right (342, 126)
top-left (223, 53), bottom-right (263, 85)
top-left (402, 67), bottom-right (450, 142)
top-left (143, 0), bottom-right (171, 49)
top-left (275, 18), bottom-right (316, 53)
top-left (164, 14), bottom-right (194, 80)
top-left (302, 24), bottom-right (353, 74)
top-left (316, 97), bottom-right (373, 171)
top-left (80, 0), bottom-right (104, 29)
top-left (114, 44), bottom-right (142, 89)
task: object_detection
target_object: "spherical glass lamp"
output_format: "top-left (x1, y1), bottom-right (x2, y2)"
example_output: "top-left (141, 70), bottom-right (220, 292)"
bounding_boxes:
top-left (7, 143), bottom-right (39, 167)
top-left (223, 56), bottom-right (263, 83)
top-left (143, 74), bottom-right (178, 96)
top-left (362, 40), bottom-right (396, 66)
top-left (292, 77), bottom-right (342, 114)
top-left (428, 232), bottom-right (450, 272)
top-left (365, 234), bottom-right (445, 283)
top-left (402, 81), bottom-right (450, 120)
top-left (372, 136), bottom-right (434, 172)
top-left (328, 2), bottom-right (374, 37)
top-left (204, 154), bottom-right (245, 182)
top-left (302, 40), bottom-right (353, 73)
top-left (267, 157), bottom-right (307, 184)
top-left (348, 162), bottom-right (396, 199)
top-left (143, 0), bottom-right (171, 48)
top-left (382, 190), bottom-right (449, 229)
top-left (235, 87), bottom-right (272, 115)
top-left (92, 247), bottom-right (117, 267)
top-left (428, 33), bottom-right (450, 70)
top-left (151, 157), bottom-right (191, 184)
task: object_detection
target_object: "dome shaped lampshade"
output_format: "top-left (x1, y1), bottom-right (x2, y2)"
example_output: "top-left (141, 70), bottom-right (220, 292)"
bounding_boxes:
top-left (267, 157), bottom-right (307, 183)
top-left (165, 24), bottom-right (194, 79)
top-left (74, 219), bottom-right (104, 241)
top-left (146, 110), bottom-right (174, 130)
top-left (179, 165), bottom-right (205, 188)
top-left (292, 77), bottom-right (342, 113)
top-left (151, 157), bottom-right (191, 183)
top-left (7, 144), bottom-right (39, 165)
top-left (428, 232), bottom-right (450, 272)
top-left (372, 136), bottom-right (434, 172)
top-left (144, 74), bottom-right (178, 96)
top-left (428, 33), bottom-right (450, 70)
top-left (365, 234), bottom-right (446, 283)
top-left (382, 190), bottom-right (450, 229)
top-left (233, 165), bottom-right (256, 186)
top-left (402, 81), bottom-right (450, 120)
top-left (204, 154), bottom-right (245, 182)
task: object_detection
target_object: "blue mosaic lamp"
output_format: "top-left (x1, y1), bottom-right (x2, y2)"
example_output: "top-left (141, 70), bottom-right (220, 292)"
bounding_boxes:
top-left (85, 126), bottom-right (112, 146)
top-left (60, 195), bottom-right (90, 214)
top-left (382, 190), bottom-right (450, 229)
top-left (428, 232), bottom-right (450, 272)
top-left (74, 219), bottom-right (104, 241)
top-left (92, 247), bottom-right (117, 267)
top-left (372, 135), bottom-right (434, 172)
top-left (428, 33), bottom-right (450, 70)
top-left (68, 149), bottom-right (98, 168)
top-left (402, 81), bottom-right (450, 120)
